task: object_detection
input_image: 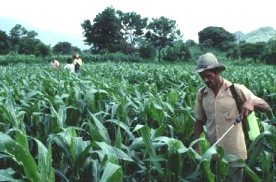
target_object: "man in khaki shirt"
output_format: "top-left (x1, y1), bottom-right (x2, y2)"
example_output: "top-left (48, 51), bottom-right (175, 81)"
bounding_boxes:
top-left (193, 52), bottom-right (270, 182)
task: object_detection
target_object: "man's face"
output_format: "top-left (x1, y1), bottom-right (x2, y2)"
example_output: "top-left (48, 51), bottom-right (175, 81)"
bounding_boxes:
top-left (199, 70), bottom-right (219, 89)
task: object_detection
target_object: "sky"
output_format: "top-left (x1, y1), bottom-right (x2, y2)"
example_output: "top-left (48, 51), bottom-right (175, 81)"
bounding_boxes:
top-left (1, 0), bottom-right (275, 48)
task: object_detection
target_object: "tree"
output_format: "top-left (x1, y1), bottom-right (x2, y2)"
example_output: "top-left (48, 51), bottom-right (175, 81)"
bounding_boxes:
top-left (185, 39), bottom-right (198, 47)
top-left (118, 11), bottom-right (148, 53)
top-left (71, 46), bottom-right (81, 54)
top-left (82, 7), bottom-right (124, 53)
top-left (267, 39), bottom-right (276, 51)
top-left (161, 40), bottom-right (191, 62)
top-left (0, 30), bottom-right (11, 54)
top-left (35, 42), bottom-right (51, 57)
top-left (9, 24), bottom-right (28, 52)
top-left (139, 41), bottom-right (156, 59)
top-left (198, 26), bottom-right (236, 51)
top-left (145, 16), bottom-right (181, 61)
top-left (226, 45), bottom-right (240, 59)
top-left (53, 42), bottom-right (73, 55)
top-left (9, 24), bottom-right (42, 55)
top-left (19, 36), bottom-right (41, 55)
top-left (262, 50), bottom-right (276, 65)
top-left (239, 42), bottom-right (266, 60)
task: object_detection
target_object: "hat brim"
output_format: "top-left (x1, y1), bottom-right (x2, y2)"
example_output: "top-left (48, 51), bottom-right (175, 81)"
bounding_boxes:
top-left (196, 64), bottom-right (225, 73)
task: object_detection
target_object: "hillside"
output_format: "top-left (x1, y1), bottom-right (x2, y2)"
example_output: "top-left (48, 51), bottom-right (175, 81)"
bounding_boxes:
top-left (0, 16), bottom-right (90, 50)
top-left (234, 27), bottom-right (276, 43)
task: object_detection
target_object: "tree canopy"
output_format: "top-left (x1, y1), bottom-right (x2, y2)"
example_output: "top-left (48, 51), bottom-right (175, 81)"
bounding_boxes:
top-left (145, 16), bottom-right (181, 61)
top-left (82, 7), bottom-right (124, 53)
top-left (198, 26), bottom-right (235, 51)
top-left (0, 30), bottom-right (11, 55)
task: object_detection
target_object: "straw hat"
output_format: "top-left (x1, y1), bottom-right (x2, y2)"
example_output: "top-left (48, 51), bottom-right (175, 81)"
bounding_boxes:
top-left (196, 52), bottom-right (225, 73)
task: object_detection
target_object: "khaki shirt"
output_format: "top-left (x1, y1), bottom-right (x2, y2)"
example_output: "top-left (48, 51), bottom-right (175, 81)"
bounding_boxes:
top-left (195, 79), bottom-right (261, 160)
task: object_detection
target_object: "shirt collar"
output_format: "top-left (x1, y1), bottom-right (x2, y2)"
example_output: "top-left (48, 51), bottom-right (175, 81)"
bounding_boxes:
top-left (203, 79), bottom-right (232, 96)
top-left (222, 79), bottom-right (232, 90)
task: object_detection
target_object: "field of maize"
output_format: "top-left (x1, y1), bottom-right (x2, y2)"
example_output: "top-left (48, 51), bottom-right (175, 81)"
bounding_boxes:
top-left (0, 62), bottom-right (275, 182)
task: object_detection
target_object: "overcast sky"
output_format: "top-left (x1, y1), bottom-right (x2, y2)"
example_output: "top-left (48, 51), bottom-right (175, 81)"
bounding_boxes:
top-left (1, 0), bottom-right (275, 42)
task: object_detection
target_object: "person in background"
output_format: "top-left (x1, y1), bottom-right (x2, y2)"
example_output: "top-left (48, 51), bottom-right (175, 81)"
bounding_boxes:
top-left (193, 52), bottom-right (270, 182)
top-left (64, 58), bottom-right (75, 73)
top-left (72, 54), bottom-right (83, 73)
top-left (50, 59), bottom-right (60, 69)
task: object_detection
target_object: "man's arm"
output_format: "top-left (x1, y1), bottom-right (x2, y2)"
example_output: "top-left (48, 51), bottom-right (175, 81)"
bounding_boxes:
top-left (194, 120), bottom-right (204, 138)
top-left (241, 98), bottom-right (270, 120)
top-left (236, 84), bottom-right (271, 120)
top-left (253, 99), bottom-right (270, 112)
top-left (193, 119), bottom-right (205, 152)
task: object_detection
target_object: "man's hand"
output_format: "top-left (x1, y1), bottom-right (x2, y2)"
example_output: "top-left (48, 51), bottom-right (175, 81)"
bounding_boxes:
top-left (240, 99), bottom-right (254, 120)
top-left (240, 98), bottom-right (271, 120)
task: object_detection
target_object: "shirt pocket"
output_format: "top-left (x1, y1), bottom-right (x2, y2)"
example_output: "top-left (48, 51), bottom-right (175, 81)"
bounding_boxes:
top-left (219, 97), bottom-right (239, 120)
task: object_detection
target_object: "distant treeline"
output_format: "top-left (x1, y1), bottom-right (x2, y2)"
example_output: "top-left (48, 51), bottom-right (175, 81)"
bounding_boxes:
top-left (0, 6), bottom-right (276, 64)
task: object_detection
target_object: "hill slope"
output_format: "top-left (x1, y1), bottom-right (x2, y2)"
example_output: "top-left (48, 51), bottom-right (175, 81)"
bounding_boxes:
top-left (234, 27), bottom-right (276, 43)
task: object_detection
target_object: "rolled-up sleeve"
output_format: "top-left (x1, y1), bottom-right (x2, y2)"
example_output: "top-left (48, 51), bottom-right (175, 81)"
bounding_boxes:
top-left (236, 84), bottom-right (261, 101)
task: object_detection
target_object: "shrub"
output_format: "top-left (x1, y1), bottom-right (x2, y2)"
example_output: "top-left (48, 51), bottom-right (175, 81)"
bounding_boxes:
top-left (261, 50), bottom-right (276, 65)
top-left (161, 41), bottom-right (191, 62)
top-left (139, 44), bottom-right (157, 59)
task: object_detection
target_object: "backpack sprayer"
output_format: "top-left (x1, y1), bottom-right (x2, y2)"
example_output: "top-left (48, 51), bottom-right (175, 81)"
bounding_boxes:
top-left (201, 84), bottom-right (261, 148)
top-left (211, 112), bottom-right (260, 148)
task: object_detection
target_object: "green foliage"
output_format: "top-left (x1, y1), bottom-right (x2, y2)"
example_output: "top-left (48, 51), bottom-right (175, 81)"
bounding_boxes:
top-left (80, 52), bottom-right (142, 63)
top-left (226, 45), bottom-right (240, 59)
top-left (198, 26), bottom-right (236, 51)
top-left (118, 11), bottom-right (148, 54)
top-left (9, 24), bottom-right (27, 51)
top-left (18, 35), bottom-right (41, 55)
top-left (262, 50), bottom-right (276, 64)
top-left (188, 44), bottom-right (204, 60)
top-left (239, 42), bottom-right (266, 60)
top-left (261, 40), bottom-right (276, 64)
top-left (71, 46), bottom-right (81, 54)
top-left (0, 30), bottom-right (11, 55)
top-left (139, 42), bottom-right (157, 59)
top-left (267, 39), bottom-right (276, 50)
top-left (0, 133), bottom-right (38, 181)
top-left (53, 41), bottom-right (73, 55)
top-left (82, 7), bottom-right (123, 53)
top-left (0, 24), bottom-right (82, 56)
top-left (0, 62), bottom-right (275, 181)
top-left (34, 42), bottom-right (51, 57)
top-left (100, 162), bottom-right (123, 182)
top-left (186, 39), bottom-right (198, 47)
top-left (0, 132), bottom-right (54, 182)
top-left (8, 24), bottom-right (43, 55)
top-left (145, 16), bottom-right (182, 61)
top-left (0, 53), bottom-right (45, 65)
top-left (161, 40), bottom-right (191, 62)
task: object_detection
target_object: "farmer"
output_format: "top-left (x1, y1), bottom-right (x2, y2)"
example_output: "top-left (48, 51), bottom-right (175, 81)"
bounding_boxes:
top-left (193, 52), bottom-right (270, 182)
top-left (72, 54), bottom-right (83, 72)
top-left (50, 59), bottom-right (60, 69)
top-left (64, 58), bottom-right (75, 73)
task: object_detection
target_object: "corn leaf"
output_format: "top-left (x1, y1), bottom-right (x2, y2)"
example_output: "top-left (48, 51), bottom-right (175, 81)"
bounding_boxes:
top-left (0, 132), bottom-right (39, 182)
top-left (100, 162), bottom-right (123, 182)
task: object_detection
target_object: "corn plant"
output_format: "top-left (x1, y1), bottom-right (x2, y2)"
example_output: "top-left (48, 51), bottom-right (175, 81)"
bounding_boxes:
top-left (0, 62), bottom-right (275, 181)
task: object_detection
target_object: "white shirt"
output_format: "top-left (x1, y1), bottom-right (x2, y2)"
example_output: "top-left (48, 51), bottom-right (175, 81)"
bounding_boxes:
top-left (64, 64), bottom-right (75, 73)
